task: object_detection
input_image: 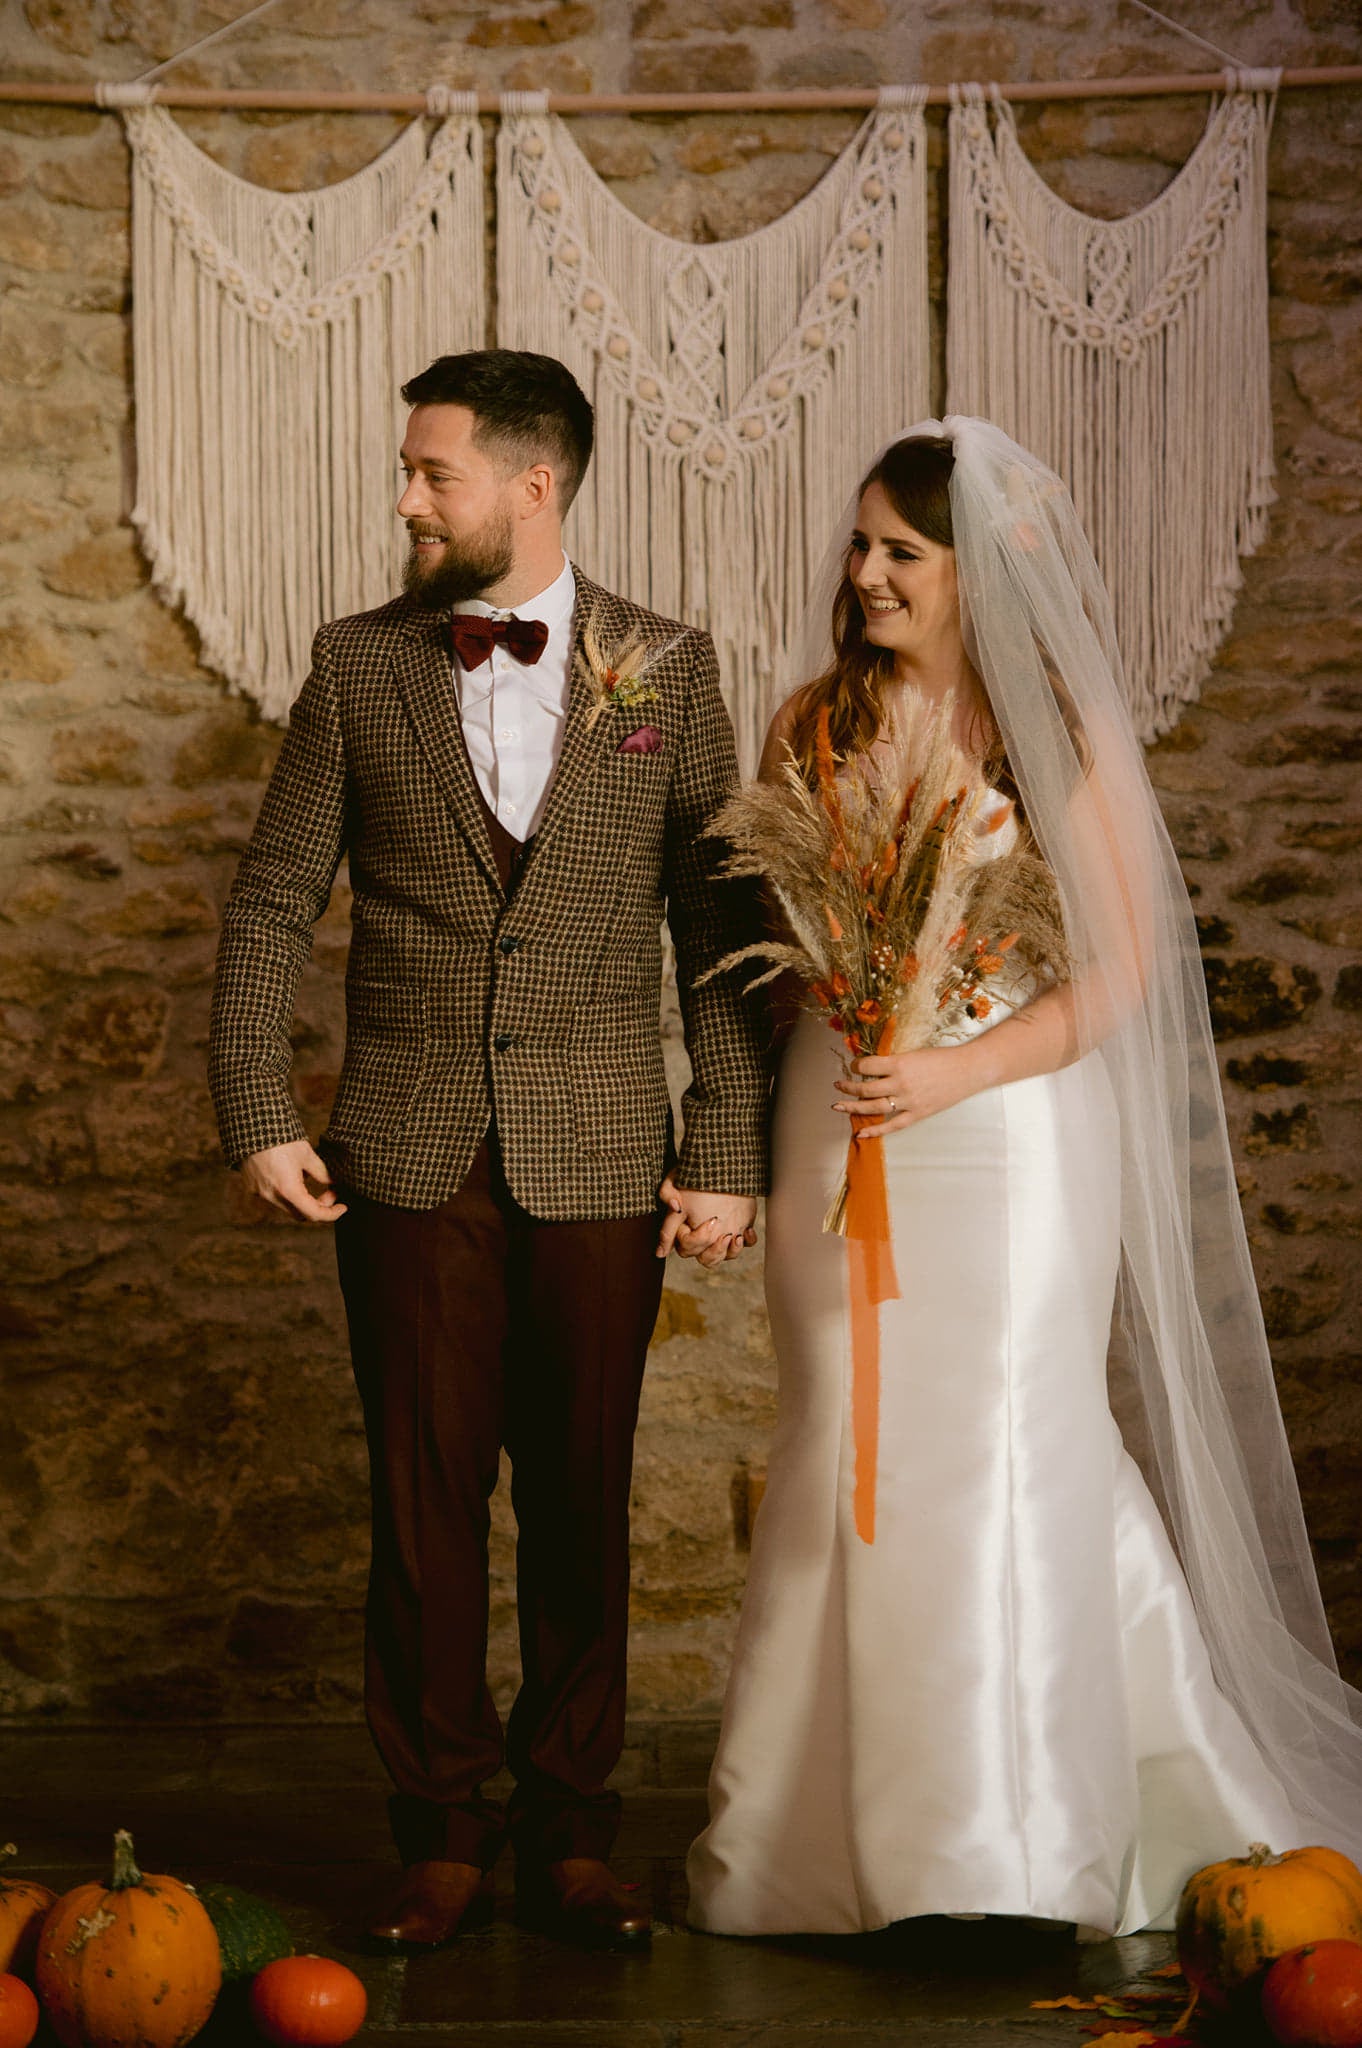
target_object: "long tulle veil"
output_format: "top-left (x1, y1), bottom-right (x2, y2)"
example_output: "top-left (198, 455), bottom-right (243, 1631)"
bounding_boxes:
top-left (780, 415), bottom-right (1362, 1853)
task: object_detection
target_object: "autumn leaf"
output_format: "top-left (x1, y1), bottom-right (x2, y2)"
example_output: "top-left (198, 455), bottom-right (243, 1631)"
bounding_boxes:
top-left (1082, 2031), bottom-right (1192, 2047)
top-left (1033, 1995), bottom-right (1102, 2010)
top-left (1145, 1963), bottom-right (1185, 1980)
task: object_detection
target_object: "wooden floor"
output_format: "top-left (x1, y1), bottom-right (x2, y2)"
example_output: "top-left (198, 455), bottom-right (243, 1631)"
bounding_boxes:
top-left (4, 1722), bottom-right (1191, 2045)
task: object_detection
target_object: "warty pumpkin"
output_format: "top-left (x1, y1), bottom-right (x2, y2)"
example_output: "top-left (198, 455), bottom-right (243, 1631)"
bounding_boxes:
top-left (34, 1828), bottom-right (221, 2048)
top-left (1176, 1843), bottom-right (1362, 2015)
top-left (0, 1847), bottom-right (55, 1979)
top-left (192, 1881), bottom-right (293, 1983)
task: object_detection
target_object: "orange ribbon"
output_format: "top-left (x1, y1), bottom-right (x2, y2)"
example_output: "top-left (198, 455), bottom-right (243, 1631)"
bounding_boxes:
top-left (843, 1015), bottom-right (900, 1545)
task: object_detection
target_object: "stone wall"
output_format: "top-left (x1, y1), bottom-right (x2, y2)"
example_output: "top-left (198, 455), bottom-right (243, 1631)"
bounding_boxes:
top-left (1, 0), bottom-right (1359, 1723)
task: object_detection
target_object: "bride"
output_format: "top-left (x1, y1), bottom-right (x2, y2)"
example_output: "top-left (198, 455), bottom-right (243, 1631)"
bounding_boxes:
top-left (685, 418), bottom-right (1362, 1938)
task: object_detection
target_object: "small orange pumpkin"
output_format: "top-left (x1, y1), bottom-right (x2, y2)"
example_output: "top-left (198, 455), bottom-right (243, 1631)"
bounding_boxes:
top-left (35, 1829), bottom-right (221, 2048)
top-left (1263, 1941), bottom-right (1362, 2048)
top-left (0, 1848), bottom-right (55, 1980)
top-left (249, 1955), bottom-right (368, 2046)
top-left (1176, 1843), bottom-right (1362, 2016)
top-left (0, 1975), bottom-right (39, 2048)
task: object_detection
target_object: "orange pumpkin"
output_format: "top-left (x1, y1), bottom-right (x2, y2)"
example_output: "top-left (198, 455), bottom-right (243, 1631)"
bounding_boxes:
top-left (34, 1828), bottom-right (220, 2048)
top-left (0, 1848), bottom-right (55, 1979)
top-left (0, 1976), bottom-right (39, 2048)
top-left (249, 1955), bottom-right (368, 2046)
top-left (1176, 1843), bottom-right (1362, 2015)
top-left (1263, 1941), bottom-right (1362, 2048)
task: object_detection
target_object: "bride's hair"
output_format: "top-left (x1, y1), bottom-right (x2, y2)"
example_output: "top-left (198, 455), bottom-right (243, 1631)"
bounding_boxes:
top-left (784, 435), bottom-right (1087, 802)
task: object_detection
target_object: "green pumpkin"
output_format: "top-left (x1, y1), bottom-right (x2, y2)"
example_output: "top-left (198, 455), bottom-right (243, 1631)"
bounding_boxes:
top-left (193, 1882), bottom-right (294, 1982)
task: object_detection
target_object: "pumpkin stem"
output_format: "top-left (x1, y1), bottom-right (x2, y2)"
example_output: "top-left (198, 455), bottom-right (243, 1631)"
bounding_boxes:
top-left (110, 1829), bottom-right (144, 1891)
top-left (1246, 1843), bottom-right (1276, 1867)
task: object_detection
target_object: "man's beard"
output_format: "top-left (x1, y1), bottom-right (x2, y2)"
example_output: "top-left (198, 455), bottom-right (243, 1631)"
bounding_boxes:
top-left (402, 509), bottom-right (515, 610)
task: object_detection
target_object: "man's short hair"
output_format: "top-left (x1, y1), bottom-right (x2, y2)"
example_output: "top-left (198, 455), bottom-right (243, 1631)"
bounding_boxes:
top-left (401, 350), bottom-right (594, 513)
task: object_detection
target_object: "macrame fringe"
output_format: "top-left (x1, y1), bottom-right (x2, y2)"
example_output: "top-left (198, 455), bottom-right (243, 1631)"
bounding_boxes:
top-left (496, 89), bottom-right (930, 772)
top-left (123, 103), bottom-right (485, 722)
top-left (946, 81), bottom-right (1277, 741)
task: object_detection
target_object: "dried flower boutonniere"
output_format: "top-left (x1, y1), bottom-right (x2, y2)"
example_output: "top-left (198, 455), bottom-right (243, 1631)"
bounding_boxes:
top-left (580, 615), bottom-right (682, 731)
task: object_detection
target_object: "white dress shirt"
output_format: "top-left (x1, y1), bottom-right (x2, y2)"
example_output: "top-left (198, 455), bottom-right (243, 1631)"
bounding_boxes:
top-left (451, 554), bottom-right (576, 843)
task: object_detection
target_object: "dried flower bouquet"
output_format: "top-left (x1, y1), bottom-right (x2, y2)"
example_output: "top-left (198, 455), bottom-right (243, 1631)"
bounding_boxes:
top-left (704, 695), bottom-right (1070, 1233)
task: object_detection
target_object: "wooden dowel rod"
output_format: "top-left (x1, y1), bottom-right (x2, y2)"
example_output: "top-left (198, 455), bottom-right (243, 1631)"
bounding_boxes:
top-left (0, 67), bottom-right (1359, 112)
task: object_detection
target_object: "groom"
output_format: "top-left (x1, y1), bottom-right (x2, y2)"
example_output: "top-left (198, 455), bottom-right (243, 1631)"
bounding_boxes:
top-left (208, 350), bottom-right (768, 1950)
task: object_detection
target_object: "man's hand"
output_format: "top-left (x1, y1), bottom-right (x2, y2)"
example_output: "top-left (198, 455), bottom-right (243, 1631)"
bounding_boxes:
top-left (241, 1139), bottom-right (348, 1224)
top-left (656, 1174), bottom-right (757, 1268)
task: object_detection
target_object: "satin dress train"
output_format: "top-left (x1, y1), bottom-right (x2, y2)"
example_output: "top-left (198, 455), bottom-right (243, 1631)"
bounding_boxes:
top-left (686, 1010), bottom-right (1298, 1937)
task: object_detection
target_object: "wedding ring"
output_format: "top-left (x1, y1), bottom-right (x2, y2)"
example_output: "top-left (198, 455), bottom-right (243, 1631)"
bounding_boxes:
top-left (885, 1098), bottom-right (897, 1115)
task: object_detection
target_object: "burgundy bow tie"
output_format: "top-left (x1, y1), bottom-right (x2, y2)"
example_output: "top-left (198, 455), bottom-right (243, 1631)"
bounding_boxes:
top-left (449, 612), bottom-right (550, 671)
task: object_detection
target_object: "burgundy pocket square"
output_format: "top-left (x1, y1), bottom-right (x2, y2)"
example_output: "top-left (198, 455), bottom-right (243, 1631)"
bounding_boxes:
top-left (617, 725), bottom-right (662, 755)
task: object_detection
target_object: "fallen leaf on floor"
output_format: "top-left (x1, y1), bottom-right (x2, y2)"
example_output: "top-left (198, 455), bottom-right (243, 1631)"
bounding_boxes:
top-left (1146, 1962), bottom-right (1186, 1978)
top-left (1034, 1995), bottom-right (1103, 2009)
top-left (1082, 2033), bottom-right (1192, 2047)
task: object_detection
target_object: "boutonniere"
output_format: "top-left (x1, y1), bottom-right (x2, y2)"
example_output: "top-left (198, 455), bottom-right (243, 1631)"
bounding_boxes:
top-left (580, 616), bottom-right (682, 732)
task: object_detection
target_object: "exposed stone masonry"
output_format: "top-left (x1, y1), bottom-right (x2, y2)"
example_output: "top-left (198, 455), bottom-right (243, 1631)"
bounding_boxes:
top-left (0, 0), bottom-right (1359, 1722)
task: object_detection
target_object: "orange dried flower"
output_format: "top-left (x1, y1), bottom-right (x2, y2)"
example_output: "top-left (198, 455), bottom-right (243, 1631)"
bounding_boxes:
top-left (815, 705), bottom-right (847, 844)
top-left (855, 999), bottom-right (882, 1025)
top-left (830, 972), bottom-right (851, 998)
top-left (825, 905), bottom-right (844, 941)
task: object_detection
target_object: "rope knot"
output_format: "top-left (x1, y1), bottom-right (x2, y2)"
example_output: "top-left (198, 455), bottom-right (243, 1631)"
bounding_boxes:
top-left (95, 80), bottom-right (157, 107)
top-left (426, 85), bottom-right (480, 117)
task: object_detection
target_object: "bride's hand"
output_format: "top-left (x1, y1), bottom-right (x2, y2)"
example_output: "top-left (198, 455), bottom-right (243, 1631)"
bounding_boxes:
top-left (833, 1045), bottom-right (975, 1137)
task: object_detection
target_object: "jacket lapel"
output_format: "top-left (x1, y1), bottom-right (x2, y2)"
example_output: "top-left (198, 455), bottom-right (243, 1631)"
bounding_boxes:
top-left (391, 606), bottom-right (503, 897)
top-left (523, 573), bottom-right (625, 863)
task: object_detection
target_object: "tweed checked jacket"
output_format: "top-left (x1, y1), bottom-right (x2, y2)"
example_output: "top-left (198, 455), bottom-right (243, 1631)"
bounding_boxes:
top-left (209, 570), bottom-right (770, 1217)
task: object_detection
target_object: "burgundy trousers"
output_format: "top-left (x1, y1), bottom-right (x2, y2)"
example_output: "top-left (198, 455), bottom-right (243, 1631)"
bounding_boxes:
top-left (335, 1136), bottom-right (665, 1870)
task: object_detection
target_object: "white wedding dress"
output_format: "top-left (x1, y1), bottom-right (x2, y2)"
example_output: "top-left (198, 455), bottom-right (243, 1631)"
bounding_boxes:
top-left (686, 995), bottom-right (1300, 1937)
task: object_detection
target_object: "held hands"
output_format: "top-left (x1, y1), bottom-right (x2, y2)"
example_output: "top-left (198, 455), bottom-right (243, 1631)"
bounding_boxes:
top-left (834, 1045), bottom-right (976, 1138)
top-left (241, 1139), bottom-right (348, 1224)
top-left (656, 1173), bottom-right (758, 1267)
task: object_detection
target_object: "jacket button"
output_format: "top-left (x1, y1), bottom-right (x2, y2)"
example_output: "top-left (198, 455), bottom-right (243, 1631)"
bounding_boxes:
top-left (494, 1031), bottom-right (515, 1052)
top-left (499, 933), bottom-right (520, 954)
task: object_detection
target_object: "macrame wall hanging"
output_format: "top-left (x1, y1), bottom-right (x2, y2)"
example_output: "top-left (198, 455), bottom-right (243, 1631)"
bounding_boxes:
top-left (946, 76), bottom-right (1278, 741)
top-left (121, 95), bottom-right (484, 722)
top-left (496, 88), bottom-right (930, 771)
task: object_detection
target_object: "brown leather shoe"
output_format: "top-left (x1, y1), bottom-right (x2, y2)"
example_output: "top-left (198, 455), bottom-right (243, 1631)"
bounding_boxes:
top-left (365, 1859), bottom-right (494, 1950)
top-left (516, 1856), bottom-right (651, 1951)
